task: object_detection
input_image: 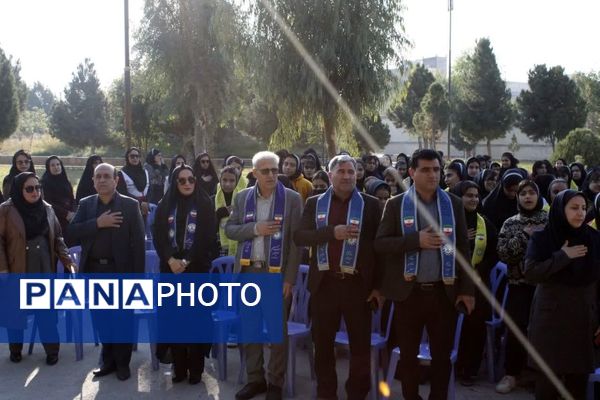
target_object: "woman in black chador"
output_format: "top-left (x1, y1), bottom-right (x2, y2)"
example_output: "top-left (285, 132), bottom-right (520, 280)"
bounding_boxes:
top-left (152, 165), bottom-right (218, 384)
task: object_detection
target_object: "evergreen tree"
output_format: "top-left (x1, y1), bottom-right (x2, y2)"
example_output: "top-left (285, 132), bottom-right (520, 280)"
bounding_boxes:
top-left (413, 82), bottom-right (449, 149)
top-left (387, 64), bottom-right (435, 132)
top-left (353, 113), bottom-right (390, 153)
top-left (516, 64), bottom-right (587, 150)
top-left (27, 81), bottom-right (55, 115)
top-left (0, 47), bottom-right (20, 141)
top-left (51, 59), bottom-right (109, 151)
top-left (453, 38), bottom-right (513, 155)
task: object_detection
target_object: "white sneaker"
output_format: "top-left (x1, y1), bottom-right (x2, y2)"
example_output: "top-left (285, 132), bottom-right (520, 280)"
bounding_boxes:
top-left (495, 375), bottom-right (517, 394)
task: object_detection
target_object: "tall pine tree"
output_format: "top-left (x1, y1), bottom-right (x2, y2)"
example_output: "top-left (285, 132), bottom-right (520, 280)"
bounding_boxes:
top-left (454, 38), bottom-right (513, 155)
top-left (0, 47), bottom-right (20, 141)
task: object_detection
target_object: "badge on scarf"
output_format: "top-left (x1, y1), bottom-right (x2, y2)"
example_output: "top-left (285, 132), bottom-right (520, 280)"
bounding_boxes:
top-left (187, 223), bottom-right (196, 233)
top-left (442, 225), bottom-right (453, 235)
top-left (404, 217), bottom-right (415, 228)
top-left (168, 229), bottom-right (175, 238)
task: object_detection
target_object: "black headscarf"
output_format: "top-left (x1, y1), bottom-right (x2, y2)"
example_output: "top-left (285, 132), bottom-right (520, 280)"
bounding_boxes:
top-left (395, 153), bottom-right (410, 179)
top-left (284, 154), bottom-right (302, 180)
top-left (570, 162), bottom-right (587, 189)
top-left (76, 155), bottom-right (102, 202)
top-left (482, 168), bottom-right (525, 230)
top-left (451, 180), bottom-right (482, 246)
top-left (365, 178), bottom-right (391, 197)
top-left (169, 154), bottom-right (186, 178)
top-left (362, 155), bottom-right (384, 180)
top-left (447, 161), bottom-right (467, 181)
top-left (478, 169), bottom-right (498, 199)
top-left (11, 172), bottom-right (48, 240)
top-left (526, 190), bottom-right (600, 286)
top-left (310, 170), bottom-right (331, 196)
top-left (41, 156), bottom-right (73, 201)
top-left (499, 152), bottom-right (519, 178)
top-left (580, 167), bottom-right (600, 204)
top-left (465, 157), bottom-right (480, 181)
top-left (555, 166), bottom-right (572, 187)
top-left (533, 174), bottom-right (556, 205)
top-left (355, 159), bottom-right (366, 191)
top-left (121, 147), bottom-right (147, 192)
top-left (302, 148), bottom-right (323, 171)
top-left (3, 149), bottom-right (36, 198)
top-left (516, 180), bottom-right (544, 216)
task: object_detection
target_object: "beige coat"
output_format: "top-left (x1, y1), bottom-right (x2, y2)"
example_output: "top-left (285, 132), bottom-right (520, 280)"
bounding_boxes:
top-left (0, 199), bottom-right (74, 273)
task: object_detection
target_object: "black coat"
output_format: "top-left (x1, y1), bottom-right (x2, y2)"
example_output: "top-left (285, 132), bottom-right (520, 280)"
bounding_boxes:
top-left (293, 192), bottom-right (382, 296)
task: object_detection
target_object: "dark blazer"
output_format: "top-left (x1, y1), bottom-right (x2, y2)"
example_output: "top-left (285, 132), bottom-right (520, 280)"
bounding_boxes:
top-left (374, 191), bottom-right (474, 303)
top-left (68, 193), bottom-right (145, 273)
top-left (293, 192), bottom-right (381, 295)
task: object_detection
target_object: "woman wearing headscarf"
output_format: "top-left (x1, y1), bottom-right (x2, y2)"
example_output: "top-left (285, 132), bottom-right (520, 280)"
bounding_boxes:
top-left (481, 168), bottom-right (525, 231)
top-left (365, 178), bottom-right (391, 212)
top-left (362, 154), bottom-right (384, 180)
top-left (450, 181), bottom-right (499, 386)
top-left (548, 178), bottom-right (569, 205)
top-left (580, 166), bottom-right (600, 205)
top-left (300, 153), bottom-right (318, 181)
top-left (214, 166), bottom-right (240, 256)
top-left (302, 148), bottom-right (323, 172)
top-left (164, 154), bottom-right (186, 194)
top-left (223, 155), bottom-right (248, 191)
top-left (117, 147), bottom-right (150, 217)
top-left (310, 170), bottom-right (330, 196)
top-left (555, 166), bottom-right (578, 190)
top-left (75, 155), bottom-right (102, 203)
top-left (495, 180), bottom-right (548, 394)
top-left (530, 160), bottom-right (548, 180)
top-left (444, 160), bottom-right (466, 191)
top-left (570, 162), bottom-right (587, 190)
top-left (192, 152), bottom-right (219, 196)
top-left (499, 152), bottom-right (519, 178)
top-left (281, 153), bottom-right (313, 203)
top-left (533, 174), bottom-right (556, 207)
top-left (152, 165), bottom-right (217, 384)
top-left (524, 190), bottom-right (600, 399)
top-left (554, 158), bottom-right (567, 169)
top-left (395, 153), bottom-right (410, 181)
top-left (465, 157), bottom-right (481, 182)
top-left (355, 158), bottom-right (366, 192)
top-left (41, 156), bottom-right (76, 246)
top-left (478, 169), bottom-right (499, 200)
top-left (3, 149), bottom-right (36, 200)
top-left (0, 172), bottom-right (76, 365)
top-left (143, 148), bottom-right (169, 205)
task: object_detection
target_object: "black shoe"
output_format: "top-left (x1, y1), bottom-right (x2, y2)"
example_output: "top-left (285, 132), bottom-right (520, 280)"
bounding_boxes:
top-left (265, 384), bottom-right (283, 400)
top-left (93, 365), bottom-right (116, 377)
top-left (188, 375), bottom-right (202, 385)
top-left (117, 367), bottom-right (131, 381)
top-left (235, 381), bottom-right (268, 400)
top-left (46, 354), bottom-right (59, 366)
top-left (10, 352), bottom-right (22, 363)
top-left (172, 374), bottom-right (187, 383)
top-left (460, 374), bottom-right (475, 387)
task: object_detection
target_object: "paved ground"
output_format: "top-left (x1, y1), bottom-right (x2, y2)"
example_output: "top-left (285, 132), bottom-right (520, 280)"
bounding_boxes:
top-left (0, 343), bottom-right (535, 399)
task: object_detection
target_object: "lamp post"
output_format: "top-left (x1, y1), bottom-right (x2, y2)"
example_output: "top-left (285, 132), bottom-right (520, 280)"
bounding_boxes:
top-left (447, 0), bottom-right (453, 160)
top-left (124, 0), bottom-right (132, 149)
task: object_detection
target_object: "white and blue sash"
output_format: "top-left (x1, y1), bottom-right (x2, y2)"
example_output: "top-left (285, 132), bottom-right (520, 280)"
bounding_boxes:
top-left (315, 187), bottom-right (364, 273)
top-left (401, 186), bottom-right (456, 284)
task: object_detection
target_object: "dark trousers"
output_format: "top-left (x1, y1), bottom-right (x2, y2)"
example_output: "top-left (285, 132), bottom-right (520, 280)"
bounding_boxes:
top-left (8, 311), bottom-right (59, 356)
top-left (535, 373), bottom-right (587, 400)
top-left (92, 310), bottom-right (134, 370)
top-left (504, 283), bottom-right (535, 377)
top-left (395, 284), bottom-right (457, 400)
top-left (311, 275), bottom-right (371, 400)
top-left (172, 343), bottom-right (210, 379)
top-left (456, 290), bottom-right (489, 377)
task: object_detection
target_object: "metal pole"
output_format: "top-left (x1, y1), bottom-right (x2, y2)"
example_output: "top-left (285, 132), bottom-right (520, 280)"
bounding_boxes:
top-left (124, 0), bottom-right (132, 149)
top-left (447, 0), bottom-right (453, 160)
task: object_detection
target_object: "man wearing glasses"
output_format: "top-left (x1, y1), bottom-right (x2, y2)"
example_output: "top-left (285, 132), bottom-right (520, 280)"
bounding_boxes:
top-left (226, 151), bottom-right (303, 400)
top-left (68, 163), bottom-right (145, 381)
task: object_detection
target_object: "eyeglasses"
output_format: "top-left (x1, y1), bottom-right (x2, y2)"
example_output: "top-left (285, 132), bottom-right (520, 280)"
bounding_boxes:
top-left (258, 168), bottom-right (279, 176)
top-left (177, 176), bottom-right (196, 185)
top-left (16, 160), bottom-right (30, 165)
top-left (24, 185), bottom-right (42, 193)
top-left (129, 154), bottom-right (140, 159)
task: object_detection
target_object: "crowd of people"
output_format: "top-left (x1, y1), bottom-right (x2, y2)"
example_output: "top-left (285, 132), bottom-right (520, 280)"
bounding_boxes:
top-left (1, 146), bottom-right (600, 400)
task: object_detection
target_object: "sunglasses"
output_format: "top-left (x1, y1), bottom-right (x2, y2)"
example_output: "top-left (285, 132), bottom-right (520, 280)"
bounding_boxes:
top-left (24, 185), bottom-right (42, 193)
top-left (258, 168), bottom-right (279, 176)
top-left (177, 176), bottom-right (196, 185)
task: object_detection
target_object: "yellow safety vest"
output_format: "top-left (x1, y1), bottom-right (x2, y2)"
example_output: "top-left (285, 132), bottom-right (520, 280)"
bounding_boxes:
top-left (590, 220), bottom-right (597, 230)
top-left (215, 184), bottom-right (239, 256)
top-left (471, 213), bottom-right (487, 267)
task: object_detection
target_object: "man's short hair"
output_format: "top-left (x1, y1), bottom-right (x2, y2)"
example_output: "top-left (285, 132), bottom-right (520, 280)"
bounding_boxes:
top-left (94, 163), bottom-right (117, 178)
top-left (328, 154), bottom-right (357, 171)
top-left (410, 149), bottom-right (442, 170)
top-left (252, 151), bottom-right (279, 168)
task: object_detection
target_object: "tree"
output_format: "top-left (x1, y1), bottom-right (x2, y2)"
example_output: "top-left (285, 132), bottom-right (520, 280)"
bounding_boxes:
top-left (453, 38), bottom-right (513, 156)
top-left (50, 59), bottom-right (110, 151)
top-left (573, 71), bottom-right (600, 134)
top-left (516, 64), bottom-right (587, 150)
top-left (0, 47), bottom-right (20, 141)
top-left (27, 81), bottom-right (55, 115)
top-left (353, 113), bottom-right (390, 153)
top-left (10, 58), bottom-right (28, 112)
top-left (136, 0), bottom-right (242, 155)
top-left (13, 108), bottom-right (50, 148)
top-left (254, 0), bottom-right (408, 157)
top-left (553, 128), bottom-right (600, 166)
top-left (413, 82), bottom-right (449, 149)
top-left (387, 63), bottom-right (436, 133)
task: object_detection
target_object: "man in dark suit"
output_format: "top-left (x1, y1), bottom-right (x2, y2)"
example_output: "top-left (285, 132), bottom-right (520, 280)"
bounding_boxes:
top-left (375, 149), bottom-right (475, 400)
top-left (294, 154), bottom-right (382, 400)
top-left (225, 151), bottom-right (303, 400)
top-left (68, 163), bottom-right (145, 381)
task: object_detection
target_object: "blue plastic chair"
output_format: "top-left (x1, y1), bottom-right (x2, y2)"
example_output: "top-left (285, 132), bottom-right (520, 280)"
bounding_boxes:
top-left (209, 256), bottom-right (245, 383)
top-left (131, 250), bottom-right (160, 370)
top-left (29, 246), bottom-right (85, 360)
top-left (335, 302), bottom-right (395, 400)
top-left (587, 367), bottom-right (600, 400)
top-left (144, 203), bottom-right (158, 241)
top-left (285, 264), bottom-right (314, 397)
top-left (385, 313), bottom-right (465, 400)
top-left (485, 262), bottom-right (510, 382)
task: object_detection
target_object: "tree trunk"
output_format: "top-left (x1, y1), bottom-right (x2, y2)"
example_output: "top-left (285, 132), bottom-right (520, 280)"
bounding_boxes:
top-left (487, 139), bottom-right (492, 157)
top-left (323, 113), bottom-right (337, 158)
top-left (192, 108), bottom-right (211, 157)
